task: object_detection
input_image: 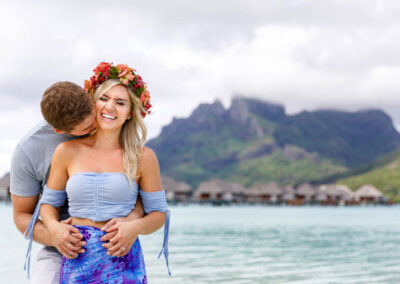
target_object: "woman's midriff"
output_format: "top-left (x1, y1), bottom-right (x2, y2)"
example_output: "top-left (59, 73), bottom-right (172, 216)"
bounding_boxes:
top-left (71, 217), bottom-right (109, 229)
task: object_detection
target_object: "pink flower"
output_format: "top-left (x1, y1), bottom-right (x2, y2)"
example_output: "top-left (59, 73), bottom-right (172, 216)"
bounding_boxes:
top-left (126, 72), bottom-right (135, 81)
top-left (139, 93), bottom-right (146, 103)
top-left (120, 78), bottom-right (129, 85)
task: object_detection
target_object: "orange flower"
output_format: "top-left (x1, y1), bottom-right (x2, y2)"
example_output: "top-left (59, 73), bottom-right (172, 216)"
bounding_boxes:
top-left (84, 80), bottom-right (90, 92)
top-left (116, 64), bottom-right (127, 73)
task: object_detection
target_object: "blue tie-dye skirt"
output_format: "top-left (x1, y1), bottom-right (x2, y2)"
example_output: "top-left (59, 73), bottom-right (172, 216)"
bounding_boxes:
top-left (60, 225), bottom-right (147, 284)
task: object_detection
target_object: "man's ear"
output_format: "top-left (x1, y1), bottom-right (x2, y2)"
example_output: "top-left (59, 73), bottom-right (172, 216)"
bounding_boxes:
top-left (53, 128), bottom-right (66, 134)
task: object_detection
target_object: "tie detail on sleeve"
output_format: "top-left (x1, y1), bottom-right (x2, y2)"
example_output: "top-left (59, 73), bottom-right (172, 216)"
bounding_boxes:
top-left (139, 189), bottom-right (171, 275)
top-left (24, 185), bottom-right (67, 279)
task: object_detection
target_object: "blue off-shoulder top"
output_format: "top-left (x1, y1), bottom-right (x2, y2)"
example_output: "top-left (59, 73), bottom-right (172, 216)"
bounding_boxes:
top-left (66, 172), bottom-right (139, 221)
top-left (24, 172), bottom-right (171, 278)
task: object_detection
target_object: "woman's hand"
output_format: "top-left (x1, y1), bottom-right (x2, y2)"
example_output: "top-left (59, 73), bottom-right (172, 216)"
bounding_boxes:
top-left (101, 219), bottom-right (142, 257)
top-left (48, 220), bottom-right (85, 259)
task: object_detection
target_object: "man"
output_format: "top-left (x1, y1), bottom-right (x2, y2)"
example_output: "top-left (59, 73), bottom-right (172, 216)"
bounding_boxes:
top-left (10, 81), bottom-right (143, 283)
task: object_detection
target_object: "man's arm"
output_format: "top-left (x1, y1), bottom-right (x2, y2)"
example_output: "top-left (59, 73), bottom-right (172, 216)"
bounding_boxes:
top-left (10, 143), bottom-right (82, 251)
top-left (12, 194), bottom-right (54, 246)
top-left (125, 195), bottom-right (145, 221)
top-left (10, 145), bottom-right (55, 245)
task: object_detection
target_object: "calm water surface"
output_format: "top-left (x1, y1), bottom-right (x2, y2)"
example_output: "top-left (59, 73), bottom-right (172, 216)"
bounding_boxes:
top-left (1, 203), bottom-right (400, 283)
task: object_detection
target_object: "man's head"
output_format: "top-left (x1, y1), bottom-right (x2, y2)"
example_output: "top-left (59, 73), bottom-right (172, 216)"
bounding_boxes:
top-left (41, 81), bottom-right (97, 136)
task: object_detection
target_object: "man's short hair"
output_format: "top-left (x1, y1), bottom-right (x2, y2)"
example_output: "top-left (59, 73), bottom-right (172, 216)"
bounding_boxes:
top-left (41, 81), bottom-right (93, 132)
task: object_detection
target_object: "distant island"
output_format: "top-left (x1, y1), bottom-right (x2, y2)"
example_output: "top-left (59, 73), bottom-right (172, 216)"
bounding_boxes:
top-left (147, 97), bottom-right (400, 202)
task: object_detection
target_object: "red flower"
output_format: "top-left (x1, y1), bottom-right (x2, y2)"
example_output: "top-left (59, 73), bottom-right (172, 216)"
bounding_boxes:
top-left (94, 62), bottom-right (112, 74)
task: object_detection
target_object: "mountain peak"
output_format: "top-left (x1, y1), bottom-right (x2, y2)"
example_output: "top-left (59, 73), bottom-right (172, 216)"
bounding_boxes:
top-left (190, 100), bottom-right (225, 120)
top-left (230, 96), bottom-right (285, 121)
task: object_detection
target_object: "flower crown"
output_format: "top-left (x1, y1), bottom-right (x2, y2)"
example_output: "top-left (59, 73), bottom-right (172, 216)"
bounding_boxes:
top-left (84, 62), bottom-right (152, 117)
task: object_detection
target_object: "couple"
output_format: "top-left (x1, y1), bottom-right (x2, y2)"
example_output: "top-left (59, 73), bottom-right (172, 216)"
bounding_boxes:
top-left (10, 62), bottom-right (170, 283)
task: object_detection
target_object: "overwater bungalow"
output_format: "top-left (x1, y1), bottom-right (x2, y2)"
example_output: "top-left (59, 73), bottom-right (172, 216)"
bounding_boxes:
top-left (281, 185), bottom-right (297, 205)
top-left (226, 182), bottom-right (246, 203)
top-left (295, 183), bottom-right (316, 204)
top-left (335, 185), bottom-right (356, 205)
top-left (161, 176), bottom-right (192, 202)
top-left (194, 179), bottom-right (229, 203)
top-left (247, 182), bottom-right (283, 204)
top-left (193, 179), bottom-right (247, 203)
top-left (0, 172), bottom-right (10, 201)
top-left (315, 184), bottom-right (354, 205)
top-left (354, 185), bottom-right (383, 203)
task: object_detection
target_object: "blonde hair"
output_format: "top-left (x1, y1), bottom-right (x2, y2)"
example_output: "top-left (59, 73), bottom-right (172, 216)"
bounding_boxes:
top-left (93, 79), bottom-right (147, 180)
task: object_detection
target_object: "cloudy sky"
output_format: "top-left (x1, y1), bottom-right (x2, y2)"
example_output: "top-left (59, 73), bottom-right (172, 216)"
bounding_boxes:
top-left (1, 0), bottom-right (400, 175)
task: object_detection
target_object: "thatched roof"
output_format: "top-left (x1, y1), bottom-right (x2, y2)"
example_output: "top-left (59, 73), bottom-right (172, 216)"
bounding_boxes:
top-left (194, 179), bottom-right (247, 196)
top-left (228, 182), bottom-right (246, 194)
top-left (296, 183), bottom-right (316, 196)
top-left (161, 176), bottom-right (192, 193)
top-left (194, 179), bottom-right (230, 199)
top-left (249, 182), bottom-right (283, 196)
top-left (317, 184), bottom-right (354, 201)
top-left (321, 185), bottom-right (342, 197)
top-left (355, 184), bottom-right (383, 198)
top-left (0, 172), bottom-right (10, 187)
top-left (335, 185), bottom-right (354, 201)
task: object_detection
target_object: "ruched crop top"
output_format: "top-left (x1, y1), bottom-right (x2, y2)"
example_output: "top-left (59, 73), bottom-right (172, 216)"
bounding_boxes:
top-left (66, 172), bottom-right (138, 222)
top-left (24, 172), bottom-right (171, 278)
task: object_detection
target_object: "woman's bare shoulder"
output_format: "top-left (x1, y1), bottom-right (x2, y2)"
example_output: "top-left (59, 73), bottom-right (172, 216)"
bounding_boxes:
top-left (140, 146), bottom-right (158, 162)
top-left (138, 147), bottom-right (162, 190)
top-left (53, 137), bottom-right (90, 158)
top-left (139, 147), bottom-right (160, 171)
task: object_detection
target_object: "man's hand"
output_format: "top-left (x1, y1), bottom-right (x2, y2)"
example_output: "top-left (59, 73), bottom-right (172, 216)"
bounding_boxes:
top-left (48, 219), bottom-right (86, 259)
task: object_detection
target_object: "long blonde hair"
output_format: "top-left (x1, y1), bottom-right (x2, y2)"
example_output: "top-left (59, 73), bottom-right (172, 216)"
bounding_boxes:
top-left (93, 79), bottom-right (147, 180)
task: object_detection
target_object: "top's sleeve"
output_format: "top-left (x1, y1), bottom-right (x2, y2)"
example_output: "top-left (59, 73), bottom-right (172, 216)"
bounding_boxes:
top-left (139, 189), bottom-right (171, 275)
top-left (10, 145), bottom-right (41, 197)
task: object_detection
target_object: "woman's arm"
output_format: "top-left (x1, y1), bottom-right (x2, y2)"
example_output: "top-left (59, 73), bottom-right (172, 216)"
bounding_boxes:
top-left (40, 143), bottom-right (85, 258)
top-left (133, 148), bottom-right (166, 234)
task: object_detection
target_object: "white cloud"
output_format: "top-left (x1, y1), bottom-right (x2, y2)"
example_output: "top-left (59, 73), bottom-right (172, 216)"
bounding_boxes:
top-left (2, 0), bottom-right (400, 173)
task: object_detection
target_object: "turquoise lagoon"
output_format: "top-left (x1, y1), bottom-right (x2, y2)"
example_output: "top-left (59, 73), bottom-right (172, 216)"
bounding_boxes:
top-left (1, 203), bottom-right (400, 283)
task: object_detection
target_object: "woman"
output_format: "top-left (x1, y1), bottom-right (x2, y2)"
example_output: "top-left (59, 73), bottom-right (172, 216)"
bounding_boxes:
top-left (25, 62), bottom-right (170, 283)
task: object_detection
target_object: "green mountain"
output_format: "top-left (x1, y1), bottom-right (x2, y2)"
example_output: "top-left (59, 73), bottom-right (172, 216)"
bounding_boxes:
top-left (337, 149), bottom-right (400, 202)
top-left (147, 97), bottom-right (400, 188)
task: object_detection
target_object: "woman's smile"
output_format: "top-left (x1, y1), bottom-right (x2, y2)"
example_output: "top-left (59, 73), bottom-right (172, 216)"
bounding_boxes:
top-left (96, 85), bottom-right (131, 129)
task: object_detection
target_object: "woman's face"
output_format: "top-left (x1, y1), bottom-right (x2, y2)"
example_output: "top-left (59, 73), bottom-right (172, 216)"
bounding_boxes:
top-left (96, 84), bottom-right (132, 131)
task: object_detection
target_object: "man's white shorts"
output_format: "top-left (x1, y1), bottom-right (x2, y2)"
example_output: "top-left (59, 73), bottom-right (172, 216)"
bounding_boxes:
top-left (31, 247), bottom-right (62, 284)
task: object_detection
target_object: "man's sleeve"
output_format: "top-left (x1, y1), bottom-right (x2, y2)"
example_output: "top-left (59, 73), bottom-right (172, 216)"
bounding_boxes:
top-left (10, 144), bottom-right (41, 197)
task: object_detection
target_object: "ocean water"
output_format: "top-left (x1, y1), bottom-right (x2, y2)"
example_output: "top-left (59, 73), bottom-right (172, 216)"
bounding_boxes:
top-left (1, 203), bottom-right (400, 283)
